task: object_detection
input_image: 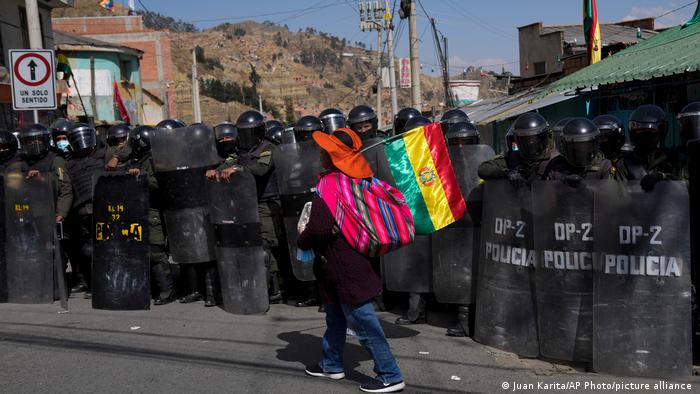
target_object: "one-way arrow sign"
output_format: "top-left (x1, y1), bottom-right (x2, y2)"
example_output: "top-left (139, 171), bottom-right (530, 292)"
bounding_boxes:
top-left (27, 60), bottom-right (37, 80)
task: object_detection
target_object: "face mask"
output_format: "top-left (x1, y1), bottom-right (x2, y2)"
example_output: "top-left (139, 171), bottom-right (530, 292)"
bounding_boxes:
top-left (56, 140), bottom-right (70, 153)
top-left (217, 140), bottom-right (238, 156)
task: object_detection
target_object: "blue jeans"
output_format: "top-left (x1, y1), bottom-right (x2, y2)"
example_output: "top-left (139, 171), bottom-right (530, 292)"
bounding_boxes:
top-left (319, 301), bottom-right (403, 383)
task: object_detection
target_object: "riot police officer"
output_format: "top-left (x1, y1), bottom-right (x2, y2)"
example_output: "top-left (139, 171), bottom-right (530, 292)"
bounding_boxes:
top-left (622, 104), bottom-right (675, 191)
top-left (0, 129), bottom-right (18, 171)
top-left (106, 123), bottom-right (132, 165)
top-left (439, 108), bottom-right (470, 134)
top-left (348, 105), bottom-right (379, 141)
top-left (125, 125), bottom-right (175, 305)
top-left (265, 120), bottom-right (284, 145)
top-left (319, 108), bottom-right (347, 133)
top-left (478, 112), bottom-right (552, 184)
top-left (294, 116), bottom-right (324, 141)
top-left (551, 117), bottom-right (572, 153)
top-left (49, 118), bottom-right (73, 157)
top-left (545, 117), bottom-right (617, 184)
top-left (14, 124), bottom-right (73, 223)
top-left (394, 107), bottom-right (421, 135)
top-left (234, 112), bottom-right (284, 304)
top-left (155, 118), bottom-right (186, 130)
top-left (65, 123), bottom-right (112, 297)
top-left (283, 123), bottom-right (296, 144)
top-left (593, 114), bottom-right (627, 171)
top-left (401, 115), bottom-right (431, 134)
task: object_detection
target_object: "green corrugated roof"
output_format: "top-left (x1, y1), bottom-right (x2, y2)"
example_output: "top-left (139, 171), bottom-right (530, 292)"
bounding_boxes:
top-left (545, 21), bottom-right (700, 93)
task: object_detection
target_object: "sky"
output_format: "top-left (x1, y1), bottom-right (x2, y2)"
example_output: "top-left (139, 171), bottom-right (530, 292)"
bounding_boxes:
top-left (127, 0), bottom-right (697, 75)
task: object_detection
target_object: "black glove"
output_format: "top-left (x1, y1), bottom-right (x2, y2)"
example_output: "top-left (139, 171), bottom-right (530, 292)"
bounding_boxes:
top-left (507, 170), bottom-right (524, 187)
top-left (562, 174), bottom-right (583, 188)
top-left (640, 172), bottom-right (665, 192)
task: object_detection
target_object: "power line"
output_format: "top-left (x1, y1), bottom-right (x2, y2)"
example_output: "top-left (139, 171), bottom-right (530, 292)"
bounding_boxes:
top-left (656, 1), bottom-right (696, 19)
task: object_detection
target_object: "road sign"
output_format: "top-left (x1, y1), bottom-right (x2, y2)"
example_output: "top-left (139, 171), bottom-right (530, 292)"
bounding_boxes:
top-left (400, 57), bottom-right (411, 88)
top-left (10, 49), bottom-right (57, 111)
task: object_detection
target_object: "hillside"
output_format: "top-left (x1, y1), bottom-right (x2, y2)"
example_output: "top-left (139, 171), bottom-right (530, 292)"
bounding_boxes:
top-left (53, 2), bottom-right (505, 125)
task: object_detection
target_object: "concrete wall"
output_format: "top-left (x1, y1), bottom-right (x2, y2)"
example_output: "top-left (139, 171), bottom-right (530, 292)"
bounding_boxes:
top-left (518, 23), bottom-right (563, 78)
top-left (53, 16), bottom-right (175, 120)
top-left (0, 0), bottom-right (56, 68)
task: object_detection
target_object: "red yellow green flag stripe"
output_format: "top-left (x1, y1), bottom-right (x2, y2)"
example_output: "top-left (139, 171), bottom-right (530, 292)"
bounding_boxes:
top-left (384, 122), bottom-right (466, 234)
top-left (583, 0), bottom-right (601, 64)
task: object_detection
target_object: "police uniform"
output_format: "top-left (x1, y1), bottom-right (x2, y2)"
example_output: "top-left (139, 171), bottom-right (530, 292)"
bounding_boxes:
top-left (545, 153), bottom-right (619, 181)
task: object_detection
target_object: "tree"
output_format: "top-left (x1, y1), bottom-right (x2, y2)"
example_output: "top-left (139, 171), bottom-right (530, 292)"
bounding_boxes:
top-left (249, 64), bottom-right (260, 90)
top-left (284, 97), bottom-right (295, 124)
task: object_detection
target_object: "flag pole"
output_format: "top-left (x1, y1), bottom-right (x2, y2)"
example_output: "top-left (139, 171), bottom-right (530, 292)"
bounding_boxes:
top-left (359, 133), bottom-right (404, 153)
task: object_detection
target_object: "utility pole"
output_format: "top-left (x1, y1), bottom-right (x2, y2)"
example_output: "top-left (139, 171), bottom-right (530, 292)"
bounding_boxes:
top-left (191, 48), bottom-right (201, 123)
top-left (259, 94), bottom-right (263, 113)
top-left (408, 0), bottom-right (422, 110)
top-left (359, 0), bottom-right (398, 125)
top-left (25, 0), bottom-right (42, 123)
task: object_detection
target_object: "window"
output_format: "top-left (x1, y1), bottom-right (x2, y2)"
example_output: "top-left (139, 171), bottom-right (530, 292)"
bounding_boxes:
top-left (18, 7), bottom-right (29, 48)
top-left (534, 61), bottom-right (546, 75)
top-left (119, 59), bottom-right (131, 82)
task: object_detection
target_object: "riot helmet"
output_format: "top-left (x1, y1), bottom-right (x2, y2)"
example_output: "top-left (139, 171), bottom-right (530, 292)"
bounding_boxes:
top-left (49, 118), bottom-right (73, 153)
top-left (130, 125), bottom-right (155, 156)
top-left (69, 123), bottom-right (98, 155)
top-left (445, 121), bottom-right (479, 146)
top-left (348, 105), bottom-right (378, 140)
top-left (106, 123), bottom-right (131, 147)
top-left (19, 124), bottom-right (51, 157)
top-left (401, 115), bottom-right (431, 134)
top-left (629, 104), bottom-right (667, 154)
top-left (264, 120), bottom-right (284, 145)
top-left (156, 118), bottom-right (186, 130)
top-left (560, 118), bottom-right (600, 168)
top-left (214, 122), bottom-right (239, 157)
top-left (294, 115), bottom-right (323, 142)
top-left (440, 108), bottom-right (470, 130)
top-left (394, 107), bottom-right (421, 135)
top-left (0, 130), bottom-right (19, 162)
top-left (511, 112), bottom-right (550, 161)
top-left (283, 123), bottom-right (296, 144)
top-left (319, 108), bottom-right (347, 133)
top-left (236, 110), bottom-right (265, 151)
top-left (593, 114), bottom-right (626, 158)
top-left (551, 117), bottom-right (572, 152)
top-left (678, 102), bottom-right (700, 146)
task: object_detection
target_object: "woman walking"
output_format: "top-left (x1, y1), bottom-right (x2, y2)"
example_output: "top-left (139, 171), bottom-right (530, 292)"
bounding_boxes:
top-left (297, 127), bottom-right (405, 393)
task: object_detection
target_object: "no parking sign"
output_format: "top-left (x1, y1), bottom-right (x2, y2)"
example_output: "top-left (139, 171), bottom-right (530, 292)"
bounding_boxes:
top-left (9, 49), bottom-right (57, 110)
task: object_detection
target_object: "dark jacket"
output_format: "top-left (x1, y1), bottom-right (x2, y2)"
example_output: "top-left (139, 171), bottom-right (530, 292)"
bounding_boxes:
top-left (297, 193), bottom-right (382, 305)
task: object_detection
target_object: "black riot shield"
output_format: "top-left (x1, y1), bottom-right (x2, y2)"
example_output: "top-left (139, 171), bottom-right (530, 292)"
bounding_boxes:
top-left (274, 140), bottom-right (323, 281)
top-left (473, 180), bottom-right (538, 357)
top-left (208, 173), bottom-right (268, 315)
top-left (151, 125), bottom-right (219, 264)
top-left (689, 141), bottom-right (699, 334)
top-left (0, 173), bottom-right (5, 303)
top-left (432, 144), bottom-right (494, 304)
top-left (383, 235), bottom-right (432, 293)
top-left (593, 180), bottom-right (691, 378)
top-left (92, 175), bottom-right (150, 310)
top-left (5, 172), bottom-right (55, 304)
top-left (532, 180), bottom-right (593, 362)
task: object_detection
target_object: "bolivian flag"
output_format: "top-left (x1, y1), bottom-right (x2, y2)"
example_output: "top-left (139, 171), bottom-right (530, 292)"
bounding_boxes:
top-left (583, 0), bottom-right (601, 64)
top-left (384, 123), bottom-right (465, 234)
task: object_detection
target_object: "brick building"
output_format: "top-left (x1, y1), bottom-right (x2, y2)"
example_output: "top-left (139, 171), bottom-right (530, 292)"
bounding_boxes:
top-left (52, 15), bottom-right (176, 121)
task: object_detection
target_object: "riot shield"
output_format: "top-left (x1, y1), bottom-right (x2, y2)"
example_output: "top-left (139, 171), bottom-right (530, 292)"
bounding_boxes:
top-left (689, 141), bottom-right (699, 338)
top-left (473, 180), bottom-right (538, 357)
top-left (532, 180), bottom-right (593, 362)
top-left (432, 144), bottom-right (494, 304)
top-left (593, 180), bottom-right (691, 378)
top-left (5, 172), bottom-right (55, 304)
top-left (208, 173), bottom-right (268, 315)
top-left (274, 140), bottom-right (323, 281)
top-left (92, 175), bottom-right (150, 310)
top-left (0, 173), bottom-right (5, 303)
top-left (383, 235), bottom-right (432, 293)
top-left (150, 125), bottom-right (219, 263)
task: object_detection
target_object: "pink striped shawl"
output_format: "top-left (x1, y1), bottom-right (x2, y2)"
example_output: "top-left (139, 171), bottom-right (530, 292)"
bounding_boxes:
top-left (316, 171), bottom-right (415, 257)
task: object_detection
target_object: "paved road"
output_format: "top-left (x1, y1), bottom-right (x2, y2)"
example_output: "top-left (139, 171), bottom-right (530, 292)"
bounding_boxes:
top-left (0, 299), bottom-right (697, 394)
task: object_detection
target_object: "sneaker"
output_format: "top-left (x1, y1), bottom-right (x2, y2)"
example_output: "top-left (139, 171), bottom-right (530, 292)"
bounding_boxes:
top-left (304, 365), bottom-right (345, 380)
top-left (360, 380), bottom-right (405, 393)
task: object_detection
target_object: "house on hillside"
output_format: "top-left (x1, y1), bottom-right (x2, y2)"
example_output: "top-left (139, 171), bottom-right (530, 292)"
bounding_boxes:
top-left (52, 15), bottom-right (176, 121)
top-left (513, 18), bottom-right (658, 93)
top-left (54, 30), bottom-right (148, 125)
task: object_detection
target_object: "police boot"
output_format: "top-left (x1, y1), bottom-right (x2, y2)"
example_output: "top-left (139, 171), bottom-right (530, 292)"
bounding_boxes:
top-left (269, 273), bottom-right (283, 304)
top-left (152, 263), bottom-right (175, 306)
top-left (179, 264), bottom-right (203, 303)
top-left (204, 265), bottom-right (219, 308)
top-left (396, 293), bottom-right (426, 325)
top-left (446, 305), bottom-right (470, 337)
